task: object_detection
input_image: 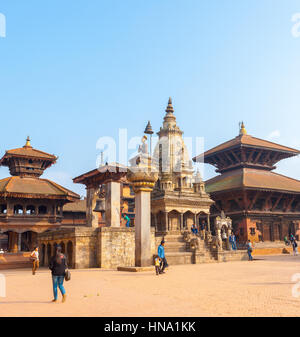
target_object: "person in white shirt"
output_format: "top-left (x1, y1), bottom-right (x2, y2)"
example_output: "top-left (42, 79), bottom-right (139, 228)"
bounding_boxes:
top-left (30, 247), bottom-right (39, 275)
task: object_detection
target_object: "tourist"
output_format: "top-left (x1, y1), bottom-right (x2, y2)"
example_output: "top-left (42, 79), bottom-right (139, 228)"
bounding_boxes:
top-left (122, 213), bottom-right (131, 228)
top-left (292, 240), bottom-right (298, 256)
top-left (158, 240), bottom-right (168, 273)
top-left (154, 256), bottom-right (161, 275)
top-left (246, 240), bottom-right (253, 261)
top-left (49, 245), bottom-right (67, 303)
top-left (191, 224), bottom-right (198, 235)
top-left (30, 246), bottom-right (39, 275)
top-left (229, 233), bottom-right (237, 250)
top-left (284, 236), bottom-right (290, 246)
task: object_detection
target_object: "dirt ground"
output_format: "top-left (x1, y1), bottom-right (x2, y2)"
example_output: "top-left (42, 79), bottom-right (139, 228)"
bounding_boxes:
top-left (1, 255), bottom-right (300, 317)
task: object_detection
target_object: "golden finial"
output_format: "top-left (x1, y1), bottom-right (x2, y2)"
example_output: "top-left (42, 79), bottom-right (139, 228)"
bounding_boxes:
top-left (165, 97), bottom-right (174, 113)
top-left (24, 136), bottom-right (32, 147)
top-left (239, 122), bottom-right (247, 135)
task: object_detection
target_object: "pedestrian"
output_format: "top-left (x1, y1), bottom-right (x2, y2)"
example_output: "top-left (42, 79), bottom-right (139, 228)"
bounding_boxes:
top-left (246, 240), bottom-right (253, 261)
top-left (200, 220), bottom-right (206, 240)
top-left (154, 256), bottom-right (161, 275)
top-left (284, 236), bottom-right (290, 246)
top-left (292, 240), bottom-right (298, 256)
top-left (30, 246), bottom-right (39, 275)
top-left (191, 224), bottom-right (198, 235)
top-left (229, 233), bottom-right (237, 250)
top-left (49, 245), bottom-right (67, 303)
top-left (158, 240), bottom-right (168, 273)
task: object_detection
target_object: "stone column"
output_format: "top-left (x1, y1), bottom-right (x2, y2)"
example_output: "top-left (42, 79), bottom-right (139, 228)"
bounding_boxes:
top-left (127, 165), bottom-right (157, 268)
top-left (10, 232), bottom-right (18, 253)
top-left (207, 214), bottom-right (211, 232)
top-left (164, 211), bottom-right (169, 232)
top-left (105, 181), bottom-right (121, 227)
top-left (86, 187), bottom-right (99, 228)
top-left (180, 213), bottom-right (184, 231)
top-left (18, 233), bottom-right (22, 252)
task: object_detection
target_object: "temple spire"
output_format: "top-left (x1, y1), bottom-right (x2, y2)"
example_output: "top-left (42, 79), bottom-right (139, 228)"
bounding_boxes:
top-left (165, 97), bottom-right (174, 113)
top-left (24, 136), bottom-right (32, 148)
top-left (239, 122), bottom-right (247, 136)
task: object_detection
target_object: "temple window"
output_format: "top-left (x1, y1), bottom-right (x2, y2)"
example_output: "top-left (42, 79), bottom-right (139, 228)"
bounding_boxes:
top-left (14, 205), bottom-right (24, 215)
top-left (26, 205), bottom-right (36, 215)
top-left (0, 204), bottom-right (7, 214)
top-left (250, 227), bottom-right (256, 235)
top-left (38, 205), bottom-right (47, 215)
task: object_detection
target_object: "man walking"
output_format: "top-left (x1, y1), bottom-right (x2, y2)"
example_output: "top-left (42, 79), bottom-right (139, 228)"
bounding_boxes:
top-left (158, 240), bottom-right (168, 273)
top-left (292, 239), bottom-right (298, 256)
top-left (229, 233), bottom-right (237, 250)
top-left (246, 240), bottom-right (253, 261)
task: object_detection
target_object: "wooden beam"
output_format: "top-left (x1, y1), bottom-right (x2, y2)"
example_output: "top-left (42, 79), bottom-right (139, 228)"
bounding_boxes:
top-left (224, 152), bottom-right (234, 165)
top-left (241, 149), bottom-right (247, 162)
top-left (271, 194), bottom-right (283, 211)
top-left (285, 197), bottom-right (295, 212)
top-left (230, 150), bottom-right (240, 163)
top-left (249, 191), bottom-right (260, 210)
top-left (253, 150), bottom-right (263, 164)
top-left (247, 149), bottom-right (256, 163)
top-left (243, 191), bottom-right (250, 211)
top-left (263, 193), bottom-right (273, 211)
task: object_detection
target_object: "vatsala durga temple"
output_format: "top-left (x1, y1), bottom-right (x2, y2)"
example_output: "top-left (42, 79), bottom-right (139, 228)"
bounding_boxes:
top-left (0, 98), bottom-right (300, 269)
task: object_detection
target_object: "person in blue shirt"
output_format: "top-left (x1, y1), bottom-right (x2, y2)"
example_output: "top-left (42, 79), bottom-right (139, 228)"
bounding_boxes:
top-left (122, 213), bottom-right (130, 227)
top-left (229, 233), bottom-right (237, 250)
top-left (191, 224), bottom-right (198, 235)
top-left (246, 240), bottom-right (253, 261)
top-left (158, 240), bottom-right (168, 273)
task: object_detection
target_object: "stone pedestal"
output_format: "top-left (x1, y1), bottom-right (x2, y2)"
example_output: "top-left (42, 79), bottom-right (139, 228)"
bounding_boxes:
top-left (105, 181), bottom-right (121, 227)
top-left (86, 187), bottom-right (98, 228)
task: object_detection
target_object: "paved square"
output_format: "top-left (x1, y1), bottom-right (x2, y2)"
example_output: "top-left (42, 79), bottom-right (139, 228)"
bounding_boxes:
top-left (1, 255), bottom-right (300, 317)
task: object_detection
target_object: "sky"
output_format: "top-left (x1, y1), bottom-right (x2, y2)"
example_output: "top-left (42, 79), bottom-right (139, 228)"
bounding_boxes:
top-left (0, 0), bottom-right (300, 197)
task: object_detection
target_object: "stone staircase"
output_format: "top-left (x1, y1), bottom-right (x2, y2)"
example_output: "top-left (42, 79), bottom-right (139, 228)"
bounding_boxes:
top-left (0, 253), bottom-right (32, 270)
top-left (155, 232), bottom-right (218, 265)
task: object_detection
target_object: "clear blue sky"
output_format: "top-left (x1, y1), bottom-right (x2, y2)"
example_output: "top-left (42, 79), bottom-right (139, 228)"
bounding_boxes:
top-left (0, 0), bottom-right (300, 196)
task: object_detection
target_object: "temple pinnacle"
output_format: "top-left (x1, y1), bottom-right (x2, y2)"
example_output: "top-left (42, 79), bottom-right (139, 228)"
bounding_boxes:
top-left (239, 121), bottom-right (247, 136)
top-left (165, 97), bottom-right (174, 113)
top-left (144, 121), bottom-right (154, 135)
top-left (24, 136), bottom-right (32, 147)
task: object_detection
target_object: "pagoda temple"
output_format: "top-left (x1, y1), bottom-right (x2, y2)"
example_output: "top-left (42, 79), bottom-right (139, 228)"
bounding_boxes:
top-left (0, 137), bottom-right (79, 252)
top-left (193, 123), bottom-right (300, 243)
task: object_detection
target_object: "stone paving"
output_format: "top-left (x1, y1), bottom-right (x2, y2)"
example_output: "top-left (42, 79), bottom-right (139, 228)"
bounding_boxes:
top-left (1, 255), bottom-right (300, 317)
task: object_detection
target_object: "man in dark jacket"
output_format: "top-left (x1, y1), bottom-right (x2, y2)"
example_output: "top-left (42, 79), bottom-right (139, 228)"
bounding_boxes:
top-left (49, 245), bottom-right (67, 303)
